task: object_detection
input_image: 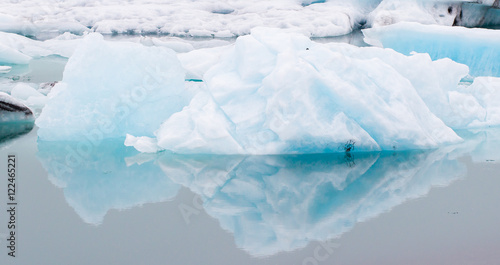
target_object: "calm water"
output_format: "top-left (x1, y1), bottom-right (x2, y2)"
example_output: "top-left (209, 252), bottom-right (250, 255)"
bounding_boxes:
top-left (0, 127), bottom-right (499, 265)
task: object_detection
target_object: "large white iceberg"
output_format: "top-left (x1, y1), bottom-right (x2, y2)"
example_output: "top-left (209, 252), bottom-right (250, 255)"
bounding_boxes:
top-left (37, 28), bottom-right (500, 154)
top-left (36, 33), bottom-right (192, 141)
top-left (127, 28), bottom-right (463, 154)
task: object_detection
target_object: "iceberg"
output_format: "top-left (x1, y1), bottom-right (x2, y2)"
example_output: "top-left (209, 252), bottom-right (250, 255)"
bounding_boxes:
top-left (0, 42), bottom-right (32, 64)
top-left (0, 31), bottom-right (83, 65)
top-left (38, 28), bottom-right (497, 154)
top-left (0, 65), bottom-right (11, 73)
top-left (0, 91), bottom-right (34, 123)
top-left (127, 28), bottom-right (463, 154)
top-left (36, 33), bottom-right (192, 141)
top-left (323, 42), bottom-right (500, 129)
top-left (10, 83), bottom-right (48, 116)
top-left (363, 22), bottom-right (500, 77)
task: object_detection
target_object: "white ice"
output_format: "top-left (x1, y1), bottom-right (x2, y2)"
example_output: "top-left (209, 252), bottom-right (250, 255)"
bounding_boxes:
top-left (126, 28), bottom-right (466, 154)
top-left (0, 31), bottom-right (83, 64)
top-left (29, 27), bottom-right (500, 154)
top-left (0, 0), bottom-right (373, 38)
top-left (10, 83), bottom-right (47, 115)
top-left (36, 33), bottom-right (192, 141)
top-left (0, 65), bottom-right (12, 73)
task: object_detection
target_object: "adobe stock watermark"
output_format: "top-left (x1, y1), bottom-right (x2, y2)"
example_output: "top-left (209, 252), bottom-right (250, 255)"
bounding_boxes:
top-left (178, 194), bottom-right (204, 225)
top-left (301, 239), bottom-right (340, 265)
top-left (177, 172), bottom-right (230, 224)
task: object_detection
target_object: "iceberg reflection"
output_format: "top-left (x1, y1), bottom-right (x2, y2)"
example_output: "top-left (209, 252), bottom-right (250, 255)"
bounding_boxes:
top-left (157, 150), bottom-right (464, 256)
top-left (36, 129), bottom-right (500, 255)
top-left (37, 140), bottom-right (181, 225)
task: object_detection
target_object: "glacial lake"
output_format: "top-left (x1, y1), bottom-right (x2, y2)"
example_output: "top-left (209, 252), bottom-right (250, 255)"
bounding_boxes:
top-left (0, 126), bottom-right (499, 265)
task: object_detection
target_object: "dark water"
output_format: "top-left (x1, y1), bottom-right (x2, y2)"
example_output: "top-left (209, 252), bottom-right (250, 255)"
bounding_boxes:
top-left (0, 127), bottom-right (499, 264)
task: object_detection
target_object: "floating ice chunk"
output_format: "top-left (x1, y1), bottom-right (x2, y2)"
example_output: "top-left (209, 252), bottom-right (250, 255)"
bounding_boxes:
top-left (10, 83), bottom-right (47, 115)
top-left (0, 66), bottom-right (12, 73)
top-left (0, 42), bottom-right (32, 64)
top-left (0, 31), bottom-right (83, 62)
top-left (128, 28), bottom-right (462, 154)
top-left (363, 22), bottom-right (500, 77)
top-left (0, 91), bottom-right (34, 122)
top-left (124, 134), bottom-right (162, 153)
top-left (10, 83), bottom-right (43, 100)
top-left (36, 33), bottom-right (190, 141)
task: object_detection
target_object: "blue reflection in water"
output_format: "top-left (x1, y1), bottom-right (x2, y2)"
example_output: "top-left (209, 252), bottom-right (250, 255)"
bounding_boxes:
top-left (36, 129), bottom-right (500, 256)
top-left (37, 140), bottom-right (181, 224)
top-left (157, 151), bottom-right (464, 256)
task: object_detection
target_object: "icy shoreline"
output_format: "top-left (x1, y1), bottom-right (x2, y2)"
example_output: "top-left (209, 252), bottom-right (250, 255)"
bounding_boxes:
top-left (0, 0), bottom-right (498, 39)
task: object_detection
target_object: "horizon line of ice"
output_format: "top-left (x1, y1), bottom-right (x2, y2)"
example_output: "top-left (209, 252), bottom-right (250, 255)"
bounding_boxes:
top-left (1, 0), bottom-right (498, 40)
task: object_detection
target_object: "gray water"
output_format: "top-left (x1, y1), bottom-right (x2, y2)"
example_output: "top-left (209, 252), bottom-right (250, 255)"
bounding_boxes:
top-left (0, 127), bottom-right (499, 265)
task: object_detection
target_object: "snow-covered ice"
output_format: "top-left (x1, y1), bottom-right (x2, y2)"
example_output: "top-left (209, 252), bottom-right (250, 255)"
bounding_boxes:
top-left (0, 0), bottom-right (372, 38)
top-left (3, 0), bottom-right (495, 39)
top-left (363, 22), bottom-right (500, 77)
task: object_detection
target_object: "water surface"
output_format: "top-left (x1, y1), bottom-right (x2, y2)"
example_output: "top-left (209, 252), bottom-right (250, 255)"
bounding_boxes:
top-left (0, 127), bottom-right (499, 264)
